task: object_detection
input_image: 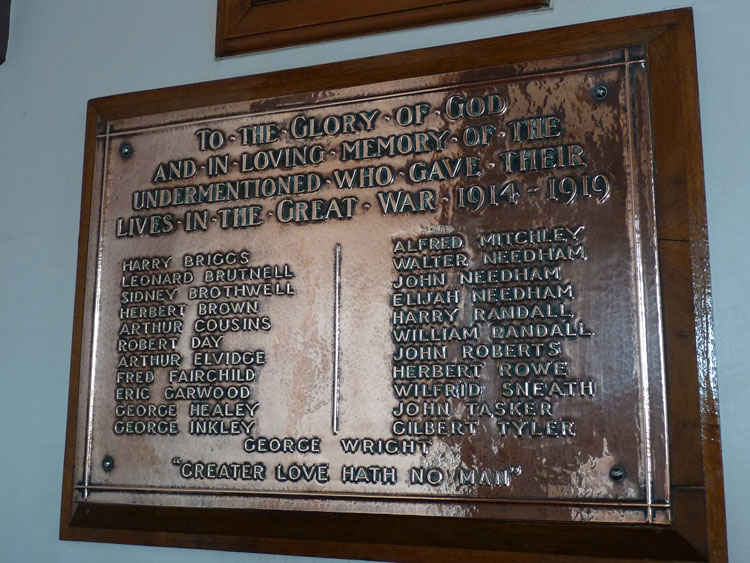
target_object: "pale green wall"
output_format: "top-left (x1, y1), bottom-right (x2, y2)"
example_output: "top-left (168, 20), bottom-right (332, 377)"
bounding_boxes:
top-left (0, 1), bottom-right (746, 561)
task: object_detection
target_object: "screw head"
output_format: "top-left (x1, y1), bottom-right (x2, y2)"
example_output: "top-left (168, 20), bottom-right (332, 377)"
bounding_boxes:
top-left (119, 142), bottom-right (133, 159)
top-left (102, 455), bottom-right (115, 472)
top-left (592, 84), bottom-right (609, 101)
top-left (609, 464), bottom-right (626, 482)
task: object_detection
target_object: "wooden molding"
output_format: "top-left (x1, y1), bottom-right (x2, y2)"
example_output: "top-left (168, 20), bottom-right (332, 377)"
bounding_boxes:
top-left (215, 0), bottom-right (550, 56)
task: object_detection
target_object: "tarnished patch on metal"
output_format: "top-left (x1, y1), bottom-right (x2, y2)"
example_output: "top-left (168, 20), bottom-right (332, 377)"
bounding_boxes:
top-left (73, 49), bottom-right (669, 524)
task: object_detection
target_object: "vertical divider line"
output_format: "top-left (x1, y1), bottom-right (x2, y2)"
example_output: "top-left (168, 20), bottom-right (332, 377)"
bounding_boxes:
top-left (332, 243), bottom-right (342, 435)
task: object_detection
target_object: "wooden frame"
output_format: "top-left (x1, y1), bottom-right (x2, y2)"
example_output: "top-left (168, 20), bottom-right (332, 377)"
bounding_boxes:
top-left (0, 0), bottom-right (9, 64)
top-left (62, 9), bottom-right (726, 561)
top-left (215, 0), bottom-right (550, 56)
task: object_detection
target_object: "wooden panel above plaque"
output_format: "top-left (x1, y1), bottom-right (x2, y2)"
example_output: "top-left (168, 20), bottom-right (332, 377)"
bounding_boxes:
top-left (215, 0), bottom-right (550, 56)
top-left (62, 9), bottom-right (726, 562)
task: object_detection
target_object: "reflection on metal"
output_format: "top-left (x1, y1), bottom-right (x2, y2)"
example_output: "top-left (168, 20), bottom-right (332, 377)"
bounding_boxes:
top-left (101, 456), bottom-right (115, 472)
top-left (83, 122), bottom-right (112, 500)
top-left (70, 47), bottom-right (670, 525)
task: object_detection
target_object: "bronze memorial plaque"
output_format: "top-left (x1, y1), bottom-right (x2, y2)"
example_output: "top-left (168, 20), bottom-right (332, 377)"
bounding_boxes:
top-left (63, 11), bottom-right (726, 561)
top-left (73, 47), bottom-right (666, 521)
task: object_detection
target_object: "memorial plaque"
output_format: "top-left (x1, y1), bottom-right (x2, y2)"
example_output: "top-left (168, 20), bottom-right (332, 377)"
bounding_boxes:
top-left (63, 10), bottom-right (726, 562)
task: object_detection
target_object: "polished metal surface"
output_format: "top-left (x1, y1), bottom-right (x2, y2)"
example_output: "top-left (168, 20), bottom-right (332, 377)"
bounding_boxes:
top-left (73, 48), bottom-right (669, 523)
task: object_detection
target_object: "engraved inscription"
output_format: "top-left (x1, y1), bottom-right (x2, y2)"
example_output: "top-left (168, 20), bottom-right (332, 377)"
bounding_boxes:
top-left (77, 51), bottom-right (667, 524)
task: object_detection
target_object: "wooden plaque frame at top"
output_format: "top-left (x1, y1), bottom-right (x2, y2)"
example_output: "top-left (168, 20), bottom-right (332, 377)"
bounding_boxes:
top-left (215, 0), bottom-right (550, 56)
top-left (61, 9), bottom-right (726, 562)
